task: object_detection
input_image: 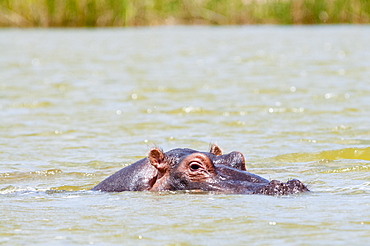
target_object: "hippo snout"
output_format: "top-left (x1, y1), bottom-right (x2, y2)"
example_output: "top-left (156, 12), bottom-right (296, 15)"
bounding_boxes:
top-left (286, 179), bottom-right (309, 194)
top-left (254, 179), bottom-right (309, 196)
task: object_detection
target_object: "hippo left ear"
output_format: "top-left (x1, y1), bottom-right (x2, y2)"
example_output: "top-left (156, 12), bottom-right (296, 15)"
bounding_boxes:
top-left (148, 148), bottom-right (168, 172)
top-left (210, 144), bottom-right (222, 156)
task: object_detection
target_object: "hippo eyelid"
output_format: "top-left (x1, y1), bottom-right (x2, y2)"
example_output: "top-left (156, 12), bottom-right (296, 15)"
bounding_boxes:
top-left (189, 162), bottom-right (202, 171)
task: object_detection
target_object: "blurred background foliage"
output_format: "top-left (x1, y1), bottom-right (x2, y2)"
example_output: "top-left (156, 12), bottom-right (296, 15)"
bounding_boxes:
top-left (0, 0), bottom-right (369, 27)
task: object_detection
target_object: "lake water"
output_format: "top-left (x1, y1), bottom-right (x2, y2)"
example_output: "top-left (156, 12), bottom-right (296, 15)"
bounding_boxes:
top-left (1, 26), bottom-right (369, 245)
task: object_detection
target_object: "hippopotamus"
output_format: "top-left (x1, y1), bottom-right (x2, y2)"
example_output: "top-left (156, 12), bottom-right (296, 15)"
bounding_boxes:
top-left (91, 145), bottom-right (309, 195)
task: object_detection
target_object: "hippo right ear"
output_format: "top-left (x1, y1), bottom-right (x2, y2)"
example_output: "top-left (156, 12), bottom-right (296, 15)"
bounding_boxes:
top-left (210, 144), bottom-right (222, 156)
top-left (148, 148), bottom-right (168, 172)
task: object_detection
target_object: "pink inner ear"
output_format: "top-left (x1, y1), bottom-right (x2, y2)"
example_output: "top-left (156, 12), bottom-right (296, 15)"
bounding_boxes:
top-left (210, 144), bottom-right (222, 156)
top-left (148, 148), bottom-right (163, 165)
top-left (148, 148), bottom-right (167, 172)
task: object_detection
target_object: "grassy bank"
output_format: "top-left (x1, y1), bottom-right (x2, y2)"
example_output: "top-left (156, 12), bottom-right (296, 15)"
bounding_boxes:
top-left (0, 0), bottom-right (369, 27)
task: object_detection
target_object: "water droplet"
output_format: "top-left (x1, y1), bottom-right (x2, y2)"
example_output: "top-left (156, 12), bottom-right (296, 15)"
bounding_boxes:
top-left (131, 93), bottom-right (138, 100)
top-left (337, 69), bottom-right (345, 76)
top-left (236, 121), bottom-right (245, 126)
top-left (325, 93), bottom-right (334, 99)
top-left (31, 58), bottom-right (40, 67)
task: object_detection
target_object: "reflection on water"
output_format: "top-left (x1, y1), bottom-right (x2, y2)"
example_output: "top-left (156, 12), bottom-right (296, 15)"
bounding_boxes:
top-left (0, 26), bottom-right (369, 245)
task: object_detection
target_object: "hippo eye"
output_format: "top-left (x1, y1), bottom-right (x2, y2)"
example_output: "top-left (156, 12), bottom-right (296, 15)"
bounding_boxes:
top-left (189, 162), bottom-right (201, 171)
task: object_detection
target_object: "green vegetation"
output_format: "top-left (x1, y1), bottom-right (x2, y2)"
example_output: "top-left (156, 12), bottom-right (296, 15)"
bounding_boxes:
top-left (0, 0), bottom-right (369, 27)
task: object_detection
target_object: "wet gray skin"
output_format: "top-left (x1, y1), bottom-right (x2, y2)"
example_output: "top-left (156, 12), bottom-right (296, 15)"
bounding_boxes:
top-left (91, 145), bottom-right (246, 192)
top-left (92, 145), bottom-right (309, 195)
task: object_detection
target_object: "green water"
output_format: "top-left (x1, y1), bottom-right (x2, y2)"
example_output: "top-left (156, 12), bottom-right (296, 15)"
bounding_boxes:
top-left (1, 26), bottom-right (369, 245)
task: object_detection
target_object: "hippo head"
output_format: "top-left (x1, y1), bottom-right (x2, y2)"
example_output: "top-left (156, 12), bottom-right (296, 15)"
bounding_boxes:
top-left (91, 145), bottom-right (309, 195)
top-left (147, 147), bottom-right (309, 195)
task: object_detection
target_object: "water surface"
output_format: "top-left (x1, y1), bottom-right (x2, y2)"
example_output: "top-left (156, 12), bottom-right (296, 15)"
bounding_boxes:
top-left (1, 26), bottom-right (369, 245)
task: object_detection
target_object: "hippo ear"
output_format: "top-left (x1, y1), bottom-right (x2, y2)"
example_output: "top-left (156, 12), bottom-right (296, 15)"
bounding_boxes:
top-left (210, 144), bottom-right (222, 156)
top-left (148, 148), bottom-right (168, 172)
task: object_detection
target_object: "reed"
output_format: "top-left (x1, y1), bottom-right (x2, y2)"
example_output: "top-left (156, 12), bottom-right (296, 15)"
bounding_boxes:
top-left (0, 0), bottom-right (369, 27)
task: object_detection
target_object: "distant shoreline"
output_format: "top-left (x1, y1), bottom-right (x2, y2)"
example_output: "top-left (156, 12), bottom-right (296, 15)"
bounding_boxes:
top-left (1, 0), bottom-right (369, 28)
